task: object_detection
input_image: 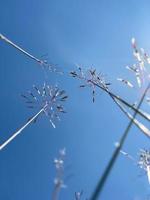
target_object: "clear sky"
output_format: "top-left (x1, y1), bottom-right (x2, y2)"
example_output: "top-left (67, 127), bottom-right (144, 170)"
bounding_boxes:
top-left (1, 0), bottom-right (150, 199)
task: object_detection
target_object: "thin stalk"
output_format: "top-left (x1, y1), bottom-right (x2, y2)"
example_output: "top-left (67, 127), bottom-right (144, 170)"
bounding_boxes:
top-left (90, 83), bottom-right (150, 200)
top-left (113, 98), bottom-right (150, 138)
top-left (1, 33), bottom-right (149, 121)
top-left (0, 34), bottom-right (149, 121)
top-left (0, 33), bottom-right (46, 66)
top-left (0, 106), bottom-right (46, 151)
top-left (89, 80), bottom-right (150, 122)
top-left (51, 182), bottom-right (61, 200)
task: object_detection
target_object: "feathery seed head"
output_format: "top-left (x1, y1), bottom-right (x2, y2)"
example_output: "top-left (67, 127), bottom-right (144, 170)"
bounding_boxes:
top-left (22, 84), bottom-right (68, 128)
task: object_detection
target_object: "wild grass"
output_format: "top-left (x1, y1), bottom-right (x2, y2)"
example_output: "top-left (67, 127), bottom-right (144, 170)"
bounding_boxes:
top-left (1, 33), bottom-right (150, 199)
top-left (0, 83), bottom-right (67, 150)
top-left (90, 83), bottom-right (150, 200)
top-left (52, 148), bottom-right (66, 200)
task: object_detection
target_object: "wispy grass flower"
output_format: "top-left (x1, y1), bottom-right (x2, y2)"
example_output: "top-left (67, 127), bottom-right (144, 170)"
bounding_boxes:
top-left (70, 66), bottom-right (150, 138)
top-left (69, 41), bottom-right (150, 199)
top-left (70, 66), bottom-right (110, 102)
top-left (138, 149), bottom-right (150, 184)
top-left (119, 38), bottom-right (150, 91)
top-left (52, 148), bottom-right (66, 200)
top-left (22, 83), bottom-right (68, 128)
top-left (115, 38), bottom-right (150, 136)
top-left (121, 149), bottom-right (150, 184)
top-left (0, 84), bottom-right (68, 150)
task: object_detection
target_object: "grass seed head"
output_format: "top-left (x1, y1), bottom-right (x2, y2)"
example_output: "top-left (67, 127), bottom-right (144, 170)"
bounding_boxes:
top-left (70, 66), bottom-right (110, 102)
top-left (22, 83), bottom-right (68, 128)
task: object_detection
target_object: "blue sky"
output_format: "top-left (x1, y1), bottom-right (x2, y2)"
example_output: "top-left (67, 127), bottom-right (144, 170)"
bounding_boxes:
top-left (1, 0), bottom-right (150, 199)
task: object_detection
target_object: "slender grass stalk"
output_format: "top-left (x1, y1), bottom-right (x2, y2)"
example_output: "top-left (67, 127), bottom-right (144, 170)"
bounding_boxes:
top-left (96, 83), bottom-right (150, 137)
top-left (0, 33), bottom-right (58, 72)
top-left (89, 80), bottom-right (150, 122)
top-left (0, 105), bottom-right (46, 151)
top-left (52, 182), bottom-right (62, 200)
top-left (113, 99), bottom-right (150, 137)
top-left (0, 33), bottom-right (45, 65)
top-left (90, 83), bottom-right (150, 200)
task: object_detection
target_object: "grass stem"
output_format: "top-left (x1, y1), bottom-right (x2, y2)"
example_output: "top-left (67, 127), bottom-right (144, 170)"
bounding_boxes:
top-left (0, 106), bottom-right (46, 150)
top-left (90, 83), bottom-right (150, 200)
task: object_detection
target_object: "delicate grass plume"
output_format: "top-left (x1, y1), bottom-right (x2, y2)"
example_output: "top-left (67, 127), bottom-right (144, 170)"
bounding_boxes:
top-left (0, 84), bottom-right (68, 150)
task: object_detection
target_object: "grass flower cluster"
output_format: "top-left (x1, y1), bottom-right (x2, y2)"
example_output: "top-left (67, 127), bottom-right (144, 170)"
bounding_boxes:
top-left (1, 33), bottom-right (150, 199)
